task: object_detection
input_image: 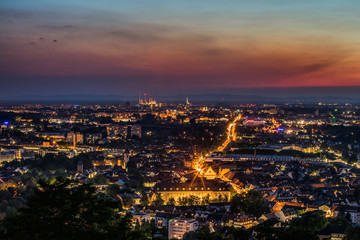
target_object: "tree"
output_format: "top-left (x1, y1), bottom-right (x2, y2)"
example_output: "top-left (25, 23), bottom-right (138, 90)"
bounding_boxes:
top-left (254, 219), bottom-right (288, 240)
top-left (201, 194), bottom-right (210, 205)
top-left (86, 173), bottom-right (108, 185)
top-left (217, 193), bottom-right (224, 203)
top-left (223, 226), bottom-right (249, 240)
top-left (72, 153), bottom-right (94, 170)
top-left (230, 190), bottom-right (269, 217)
top-left (34, 153), bottom-right (74, 172)
top-left (152, 193), bottom-right (164, 206)
top-left (187, 195), bottom-right (201, 205)
top-left (183, 226), bottom-right (211, 240)
top-left (255, 211), bottom-right (328, 240)
top-left (346, 226), bottom-right (360, 240)
top-left (105, 184), bottom-right (121, 197)
top-left (183, 226), bottom-right (239, 240)
top-left (329, 215), bottom-right (350, 227)
top-left (287, 210), bottom-right (328, 239)
top-left (0, 177), bottom-right (138, 240)
top-left (140, 191), bottom-right (149, 206)
top-left (121, 195), bottom-right (135, 209)
top-left (223, 194), bottom-right (229, 202)
top-left (167, 197), bottom-right (176, 205)
top-left (290, 210), bottom-right (328, 232)
top-left (178, 197), bottom-right (188, 206)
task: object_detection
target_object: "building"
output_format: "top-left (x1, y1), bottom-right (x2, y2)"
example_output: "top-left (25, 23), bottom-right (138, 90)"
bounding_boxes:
top-left (335, 205), bottom-right (360, 224)
top-left (275, 208), bottom-right (298, 222)
top-left (107, 125), bottom-right (129, 139)
top-left (0, 149), bottom-right (21, 162)
top-left (138, 92), bottom-right (158, 107)
top-left (119, 149), bottom-right (130, 169)
top-left (41, 132), bottom-right (66, 142)
top-left (233, 215), bottom-right (255, 229)
top-left (66, 132), bottom-right (84, 145)
top-left (131, 125), bottom-right (142, 138)
top-left (124, 149), bottom-right (130, 163)
top-left (319, 205), bottom-right (333, 218)
top-left (168, 217), bottom-right (198, 240)
top-left (155, 213), bottom-right (180, 228)
top-left (77, 160), bottom-right (84, 173)
top-left (203, 167), bottom-right (216, 180)
top-left (132, 212), bottom-right (150, 226)
top-left (317, 225), bottom-right (346, 240)
top-left (244, 119), bottom-right (266, 126)
top-left (85, 133), bottom-right (102, 144)
top-left (0, 150), bottom-right (16, 163)
top-left (153, 179), bottom-right (230, 204)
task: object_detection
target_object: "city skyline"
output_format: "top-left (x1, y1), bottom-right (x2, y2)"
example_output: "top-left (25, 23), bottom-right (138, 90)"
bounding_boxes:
top-left (1, 0), bottom-right (360, 97)
top-left (1, 2), bottom-right (360, 239)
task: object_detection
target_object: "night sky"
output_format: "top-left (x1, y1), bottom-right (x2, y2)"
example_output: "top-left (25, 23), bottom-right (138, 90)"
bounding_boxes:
top-left (1, 0), bottom-right (360, 97)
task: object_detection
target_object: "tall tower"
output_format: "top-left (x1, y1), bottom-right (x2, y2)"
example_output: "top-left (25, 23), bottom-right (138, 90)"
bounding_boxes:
top-left (73, 133), bottom-right (77, 148)
top-left (124, 149), bottom-right (130, 165)
top-left (77, 160), bottom-right (84, 173)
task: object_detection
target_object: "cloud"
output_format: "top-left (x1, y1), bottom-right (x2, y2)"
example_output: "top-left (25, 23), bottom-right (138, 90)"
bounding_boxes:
top-left (299, 61), bottom-right (338, 74)
top-left (106, 23), bottom-right (174, 43)
top-left (38, 24), bottom-right (78, 32)
top-left (108, 29), bottom-right (161, 42)
top-left (0, 8), bottom-right (35, 20)
top-left (0, 5), bottom-right (358, 91)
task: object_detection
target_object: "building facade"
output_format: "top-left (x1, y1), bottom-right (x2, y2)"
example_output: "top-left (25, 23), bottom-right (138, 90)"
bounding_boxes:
top-left (153, 180), bottom-right (230, 204)
top-left (168, 218), bottom-right (198, 239)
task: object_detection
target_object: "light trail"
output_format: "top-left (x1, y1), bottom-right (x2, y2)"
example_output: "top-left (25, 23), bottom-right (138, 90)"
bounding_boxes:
top-left (191, 114), bottom-right (242, 170)
top-left (188, 114), bottom-right (244, 193)
top-left (217, 114), bottom-right (242, 152)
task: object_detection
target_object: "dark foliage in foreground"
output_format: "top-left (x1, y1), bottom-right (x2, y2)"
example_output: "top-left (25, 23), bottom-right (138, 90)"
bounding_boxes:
top-left (0, 177), bottom-right (143, 240)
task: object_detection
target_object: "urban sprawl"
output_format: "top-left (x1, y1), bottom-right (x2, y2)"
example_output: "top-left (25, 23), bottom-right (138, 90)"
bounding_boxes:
top-left (0, 97), bottom-right (360, 239)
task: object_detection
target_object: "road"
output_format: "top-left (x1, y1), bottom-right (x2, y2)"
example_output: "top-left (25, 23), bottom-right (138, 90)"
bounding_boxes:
top-left (192, 114), bottom-right (242, 170)
top-left (217, 114), bottom-right (242, 152)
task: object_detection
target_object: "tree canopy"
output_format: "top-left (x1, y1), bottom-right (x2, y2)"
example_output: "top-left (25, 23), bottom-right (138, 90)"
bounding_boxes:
top-left (255, 210), bottom-right (328, 240)
top-left (0, 177), bottom-right (143, 240)
top-left (230, 190), bottom-right (269, 217)
top-left (151, 193), bottom-right (165, 206)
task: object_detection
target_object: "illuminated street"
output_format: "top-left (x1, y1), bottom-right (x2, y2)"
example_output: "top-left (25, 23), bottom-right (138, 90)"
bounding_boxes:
top-left (217, 114), bottom-right (242, 152)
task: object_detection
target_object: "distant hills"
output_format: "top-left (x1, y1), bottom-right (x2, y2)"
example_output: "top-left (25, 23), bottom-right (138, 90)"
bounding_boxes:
top-left (1, 94), bottom-right (128, 102)
top-left (161, 94), bottom-right (360, 104)
top-left (1, 93), bottom-right (359, 104)
top-left (1, 86), bottom-right (359, 104)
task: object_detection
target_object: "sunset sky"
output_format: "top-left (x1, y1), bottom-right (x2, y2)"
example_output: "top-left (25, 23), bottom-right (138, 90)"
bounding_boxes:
top-left (1, 0), bottom-right (360, 97)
